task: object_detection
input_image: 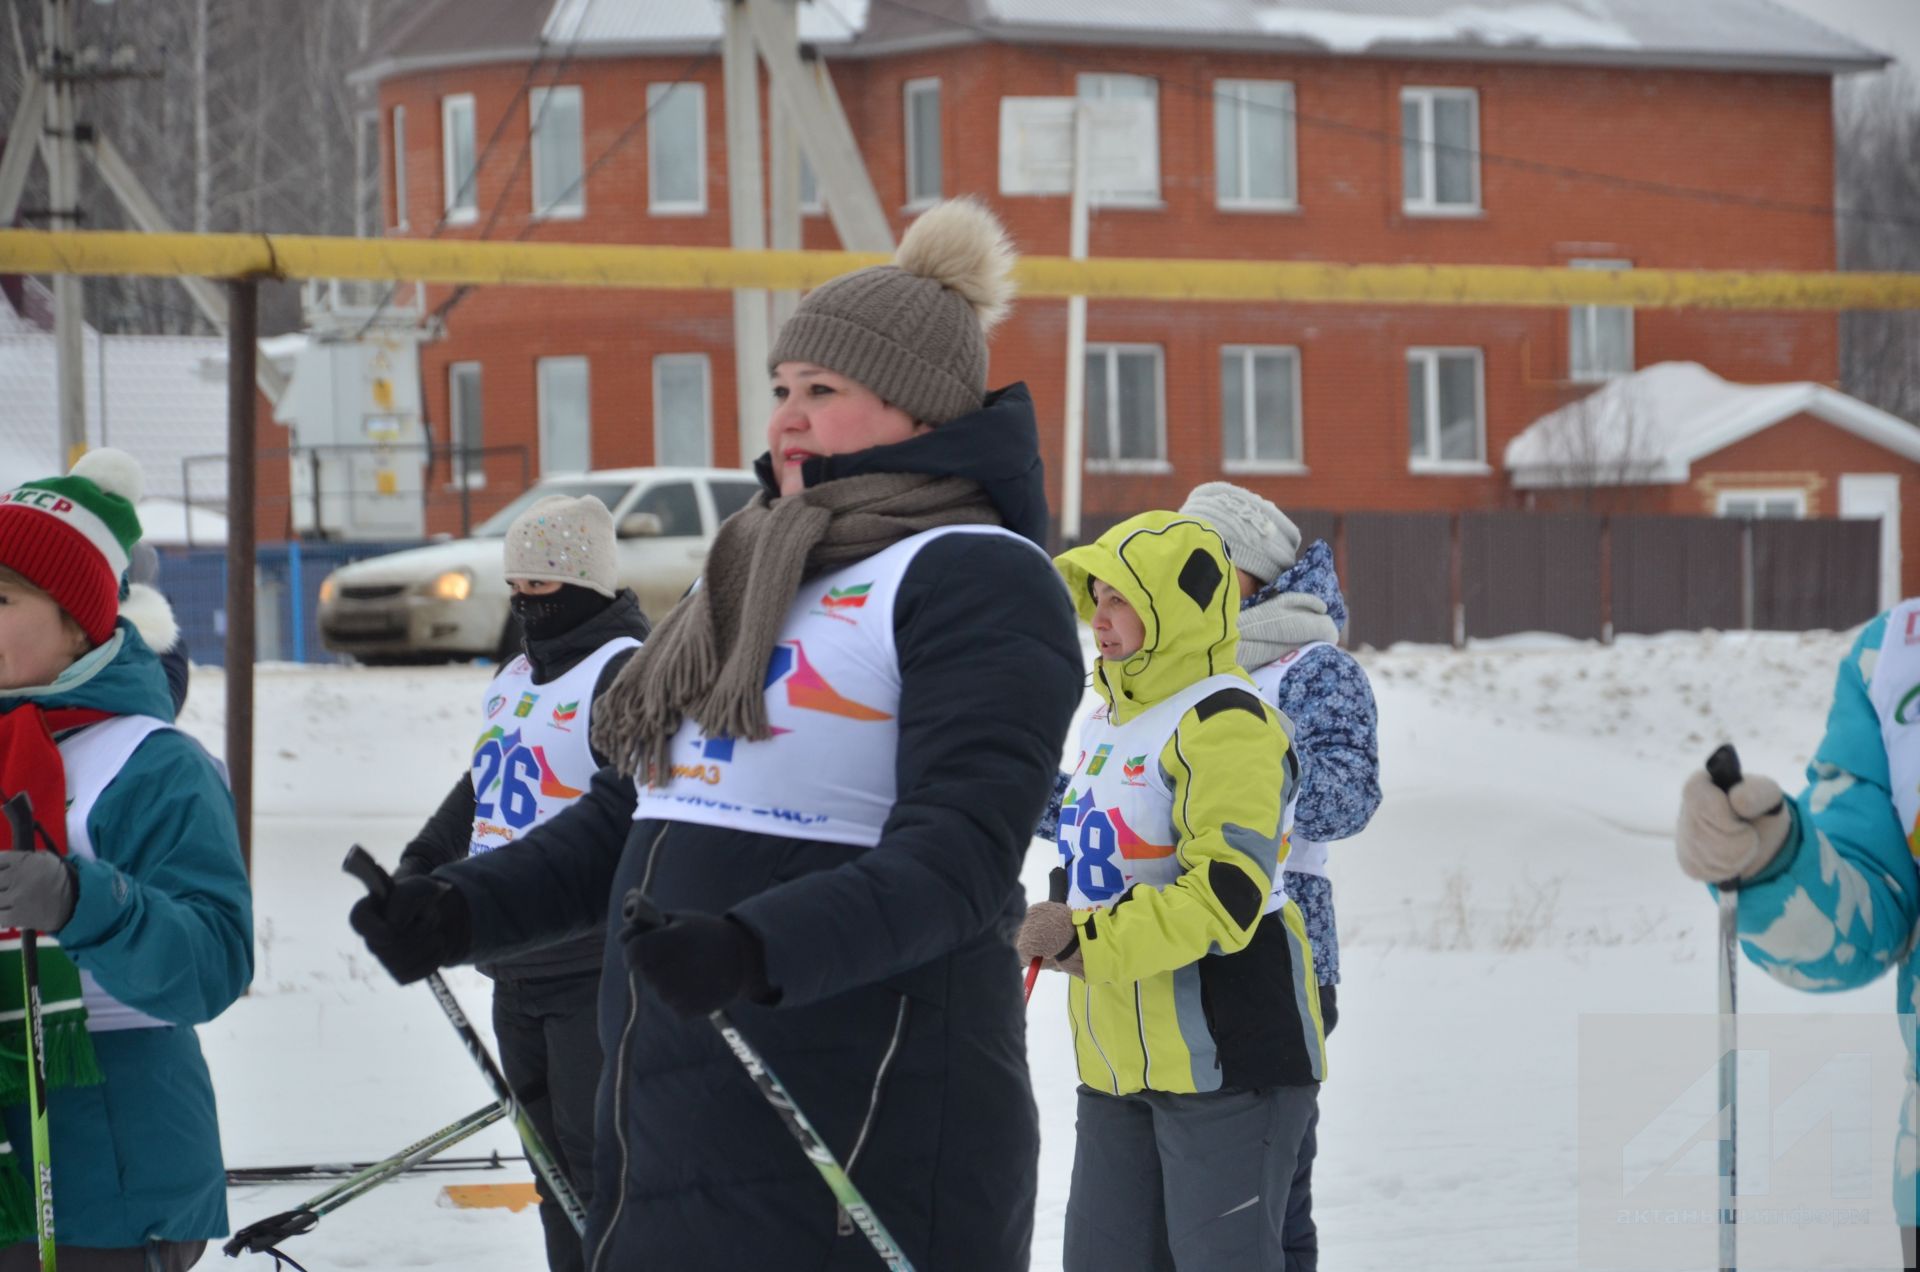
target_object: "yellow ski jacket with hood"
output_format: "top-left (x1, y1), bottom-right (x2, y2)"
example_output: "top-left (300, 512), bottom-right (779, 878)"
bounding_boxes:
top-left (1053, 511), bottom-right (1326, 1095)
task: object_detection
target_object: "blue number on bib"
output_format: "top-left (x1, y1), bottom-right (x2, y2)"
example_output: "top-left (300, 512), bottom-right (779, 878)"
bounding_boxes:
top-left (1074, 809), bottom-right (1125, 901)
top-left (500, 749), bottom-right (541, 829)
top-left (472, 740), bottom-right (504, 817)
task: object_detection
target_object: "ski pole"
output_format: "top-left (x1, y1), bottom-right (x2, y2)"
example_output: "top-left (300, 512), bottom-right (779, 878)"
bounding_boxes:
top-left (4, 793), bottom-right (57, 1272)
top-left (1705, 744), bottom-right (1743, 1272)
top-left (1024, 866), bottom-right (1071, 1005)
top-left (224, 1101), bottom-right (506, 1258)
top-left (341, 846), bottom-right (586, 1236)
top-left (621, 893), bottom-right (917, 1272)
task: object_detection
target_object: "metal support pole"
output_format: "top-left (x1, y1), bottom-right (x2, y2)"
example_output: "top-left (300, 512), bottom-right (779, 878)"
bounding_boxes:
top-left (225, 278), bottom-right (258, 875)
top-left (43, 0), bottom-right (86, 466)
top-left (1060, 101), bottom-right (1091, 548)
top-left (723, 0), bottom-right (770, 469)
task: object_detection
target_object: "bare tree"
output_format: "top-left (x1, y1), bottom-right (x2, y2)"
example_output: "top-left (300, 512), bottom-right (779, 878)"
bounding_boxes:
top-left (1837, 69), bottom-right (1920, 425)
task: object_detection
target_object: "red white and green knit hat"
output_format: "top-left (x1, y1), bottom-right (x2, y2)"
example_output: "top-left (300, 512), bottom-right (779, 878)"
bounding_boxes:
top-left (0, 449), bottom-right (145, 646)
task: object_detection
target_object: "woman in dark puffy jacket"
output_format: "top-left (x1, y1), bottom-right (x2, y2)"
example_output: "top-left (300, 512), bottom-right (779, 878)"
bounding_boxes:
top-left (350, 197), bottom-right (1082, 1270)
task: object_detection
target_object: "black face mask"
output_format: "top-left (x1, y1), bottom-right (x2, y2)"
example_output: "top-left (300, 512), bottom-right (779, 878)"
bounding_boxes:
top-left (510, 584), bottom-right (611, 642)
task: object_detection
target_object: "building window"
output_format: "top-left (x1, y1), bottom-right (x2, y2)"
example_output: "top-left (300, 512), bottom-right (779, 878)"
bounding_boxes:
top-left (530, 86), bottom-right (585, 218)
top-left (1214, 80), bottom-right (1295, 209)
top-left (1221, 347), bottom-right (1302, 469)
top-left (653, 354), bottom-right (712, 468)
top-left (1400, 87), bottom-right (1479, 214)
top-left (441, 94), bottom-right (477, 224)
top-left (904, 78), bottom-right (942, 207)
top-left (1569, 258), bottom-right (1634, 382)
top-left (799, 153), bottom-right (823, 214)
top-left (647, 83), bottom-right (705, 214)
top-left (448, 362), bottom-right (483, 486)
top-left (1717, 489), bottom-right (1806, 519)
top-left (537, 356), bottom-right (592, 475)
top-left (1407, 347), bottom-right (1484, 467)
top-left (1085, 344), bottom-right (1166, 467)
top-left (1076, 73), bottom-right (1160, 204)
top-left (390, 105), bottom-right (408, 231)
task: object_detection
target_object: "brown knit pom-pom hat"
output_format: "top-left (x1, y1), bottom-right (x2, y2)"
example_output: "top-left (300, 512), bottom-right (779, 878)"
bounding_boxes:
top-left (768, 197), bottom-right (1017, 426)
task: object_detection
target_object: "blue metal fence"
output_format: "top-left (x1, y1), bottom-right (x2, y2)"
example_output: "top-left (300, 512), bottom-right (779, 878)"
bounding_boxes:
top-left (154, 541), bottom-right (425, 667)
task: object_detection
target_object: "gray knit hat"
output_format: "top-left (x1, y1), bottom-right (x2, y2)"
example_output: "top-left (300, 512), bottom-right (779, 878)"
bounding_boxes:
top-left (1180, 482), bottom-right (1301, 584)
top-left (769, 197), bottom-right (1016, 426)
top-left (504, 495), bottom-right (617, 597)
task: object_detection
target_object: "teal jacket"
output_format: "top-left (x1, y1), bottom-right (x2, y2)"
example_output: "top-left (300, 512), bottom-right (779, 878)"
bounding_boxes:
top-left (1719, 611), bottom-right (1920, 1225)
top-left (0, 621), bottom-right (253, 1246)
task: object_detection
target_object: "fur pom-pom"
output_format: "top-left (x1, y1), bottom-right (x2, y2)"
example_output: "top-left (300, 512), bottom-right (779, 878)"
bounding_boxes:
top-left (69, 448), bottom-right (144, 504)
top-left (894, 197), bottom-right (1017, 333)
top-left (119, 583), bottom-right (179, 653)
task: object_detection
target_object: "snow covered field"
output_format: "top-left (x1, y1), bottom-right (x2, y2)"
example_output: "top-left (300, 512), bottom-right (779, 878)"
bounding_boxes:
top-left (180, 627), bottom-right (1911, 1271)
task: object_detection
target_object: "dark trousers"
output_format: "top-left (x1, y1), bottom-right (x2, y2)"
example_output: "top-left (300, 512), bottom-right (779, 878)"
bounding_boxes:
top-left (0, 1242), bottom-right (205, 1271)
top-left (493, 971), bottom-right (603, 1272)
top-left (1279, 985), bottom-right (1336, 1272)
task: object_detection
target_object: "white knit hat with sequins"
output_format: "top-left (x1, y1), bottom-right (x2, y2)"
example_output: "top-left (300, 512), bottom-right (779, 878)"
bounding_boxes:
top-left (503, 494), bottom-right (617, 597)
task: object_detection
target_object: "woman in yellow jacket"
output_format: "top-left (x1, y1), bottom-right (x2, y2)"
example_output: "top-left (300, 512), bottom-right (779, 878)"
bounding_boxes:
top-left (1018, 509), bottom-right (1326, 1272)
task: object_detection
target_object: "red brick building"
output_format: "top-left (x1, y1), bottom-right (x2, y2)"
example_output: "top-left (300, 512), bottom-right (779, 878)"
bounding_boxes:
top-left (355, 0), bottom-right (1900, 555)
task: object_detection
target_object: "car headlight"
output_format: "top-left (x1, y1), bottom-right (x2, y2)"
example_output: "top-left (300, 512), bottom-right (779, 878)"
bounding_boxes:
top-left (319, 575), bottom-right (336, 604)
top-left (428, 569), bottom-right (473, 601)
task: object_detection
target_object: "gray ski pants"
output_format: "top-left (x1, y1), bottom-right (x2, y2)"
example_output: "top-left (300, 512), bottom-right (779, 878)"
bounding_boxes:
top-left (1063, 1083), bottom-right (1320, 1272)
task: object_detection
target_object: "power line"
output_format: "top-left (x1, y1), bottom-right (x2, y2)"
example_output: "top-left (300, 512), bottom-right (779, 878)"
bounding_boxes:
top-left (860, 0), bottom-right (1920, 234)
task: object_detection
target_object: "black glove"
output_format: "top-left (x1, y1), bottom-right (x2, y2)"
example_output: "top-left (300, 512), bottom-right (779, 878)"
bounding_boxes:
top-left (620, 905), bottom-right (772, 1019)
top-left (348, 874), bottom-right (472, 985)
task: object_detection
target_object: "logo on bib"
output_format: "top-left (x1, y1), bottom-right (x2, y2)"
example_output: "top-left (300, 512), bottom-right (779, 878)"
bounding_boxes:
top-left (1087, 744), bottom-right (1112, 776)
top-left (766, 641), bottom-right (891, 722)
top-left (1896, 684), bottom-right (1920, 726)
top-left (486, 695), bottom-right (507, 719)
top-left (514, 692), bottom-right (539, 718)
top-left (815, 582), bottom-right (874, 624)
top-left (551, 701), bottom-right (579, 730)
top-left (1121, 755), bottom-right (1148, 786)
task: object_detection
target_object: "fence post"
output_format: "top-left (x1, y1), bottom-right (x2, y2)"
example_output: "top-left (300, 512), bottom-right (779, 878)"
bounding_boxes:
top-left (1599, 515), bottom-right (1614, 645)
top-left (1449, 512), bottom-right (1465, 649)
top-left (287, 538), bottom-right (305, 664)
top-left (1741, 518), bottom-right (1756, 631)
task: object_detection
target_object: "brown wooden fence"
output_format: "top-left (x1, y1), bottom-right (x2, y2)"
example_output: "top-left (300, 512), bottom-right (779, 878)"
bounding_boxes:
top-left (1069, 509), bottom-right (1882, 648)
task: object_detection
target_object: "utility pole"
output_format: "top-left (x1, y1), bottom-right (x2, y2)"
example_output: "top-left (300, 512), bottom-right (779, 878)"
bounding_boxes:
top-left (41, 0), bottom-right (86, 466)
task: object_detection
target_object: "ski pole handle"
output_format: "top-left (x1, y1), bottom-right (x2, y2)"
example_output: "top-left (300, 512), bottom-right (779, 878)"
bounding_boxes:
top-left (1, 794), bottom-right (31, 855)
top-left (1023, 867), bottom-right (1071, 1006)
top-left (342, 844), bottom-right (394, 904)
top-left (1706, 744), bottom-right (1743, 795)
top-left (621, 889), bottom-right (665, 935)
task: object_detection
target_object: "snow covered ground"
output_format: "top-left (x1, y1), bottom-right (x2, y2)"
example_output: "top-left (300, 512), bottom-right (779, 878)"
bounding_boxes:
top-left (179, 627), bottom-right (1913, 1270)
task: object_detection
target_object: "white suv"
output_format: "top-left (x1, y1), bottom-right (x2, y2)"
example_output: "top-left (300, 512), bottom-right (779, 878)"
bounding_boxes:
top-left (317, 467), bottom-right (760, 663)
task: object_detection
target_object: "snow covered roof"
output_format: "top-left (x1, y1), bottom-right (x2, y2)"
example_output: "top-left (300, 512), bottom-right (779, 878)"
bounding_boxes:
top-left (0, 329), bottom-right (231, 502)
top-left (357, 0), bottom-right (1885, 80)
top-left (1505, 362), bottom-right (1920, 488)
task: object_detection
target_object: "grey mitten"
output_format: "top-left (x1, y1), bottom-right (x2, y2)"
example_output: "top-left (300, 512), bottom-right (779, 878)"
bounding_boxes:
top-left (0, 850), bottom-right (77, 932)
top-left (1675, 769), bottom-right (1790, 884)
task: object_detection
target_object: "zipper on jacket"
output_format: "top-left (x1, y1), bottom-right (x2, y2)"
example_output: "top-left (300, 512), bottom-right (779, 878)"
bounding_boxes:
top-left (1134, 982), bottom-right (1153, 1090)
top-left (1078, 977), bottom-right (1121, 1096)
top-left (837, 995), bottom-right (910, 1237)
top-left (589, 822), bottom-right (671, 1272)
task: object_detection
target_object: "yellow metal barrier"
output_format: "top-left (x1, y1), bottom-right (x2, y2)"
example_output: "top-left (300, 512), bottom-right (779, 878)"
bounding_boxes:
top-left (1, 228), bottom-right (1916, 310)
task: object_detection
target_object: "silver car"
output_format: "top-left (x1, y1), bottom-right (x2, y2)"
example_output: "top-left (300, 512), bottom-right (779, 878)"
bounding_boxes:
top-left (317, 467), bottom-right (761, 663)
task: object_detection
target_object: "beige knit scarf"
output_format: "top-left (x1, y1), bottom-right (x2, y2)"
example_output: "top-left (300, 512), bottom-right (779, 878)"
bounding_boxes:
top-left (592, 470), bottom-right (1000, 784)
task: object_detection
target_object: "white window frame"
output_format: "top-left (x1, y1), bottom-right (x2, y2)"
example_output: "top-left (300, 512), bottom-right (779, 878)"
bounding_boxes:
top-left (1400, 87), bottom-right (1480, 216)
top-left (529, 85), bottom-right (585, 220)
top-left (1568, 258), bottom-right (1634, 383)
top-left (647, 83), bottom-right (707, 216)
top-left (536, 356), bottom-right (593, 475)
top-left (390, 105), bottom-right (408, 231)
top-left (1220, 345), bottom-right (1305, 474)
top-left (1214, 80), bottom-right (1297, 212)
top-left (1716, 488), bottom-right (1807, 519)
top-left (440, 94), bottom-right (478, 225)
top-left (1085, 342), bottom-right (1169, 472)
top-left (1076, 73), bottom-right (1162, 207)
top-left (1406, 346), bottom-right (1488, 472)
top-left (652, 353), bottom-right (714, 468)
top-left (446, 361), bottom-right (485, 490)
top-left (903, 78), bottom-right (942, 209)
